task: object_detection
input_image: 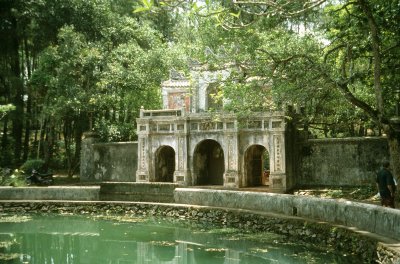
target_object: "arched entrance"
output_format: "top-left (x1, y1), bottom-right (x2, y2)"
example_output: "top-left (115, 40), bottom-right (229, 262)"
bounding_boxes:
top-left (155, 146), bottom-right (175, 182)
top-left (193, 139), bottom-right (225, 185)
top-left (244, 145), bottom-right (269, 187)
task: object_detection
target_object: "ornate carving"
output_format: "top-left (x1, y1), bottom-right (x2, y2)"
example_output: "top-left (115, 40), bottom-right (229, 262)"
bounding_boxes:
top-left (274, 135), bottom-right (282, 171)
top-left (140, 138), bottom-right (146, 169)
top-left (179, 137), bottom-right (184, 169)
top-left (200, 122), bottom-right (213, 130)
top-left (228, 136), bottom-right (235, 169)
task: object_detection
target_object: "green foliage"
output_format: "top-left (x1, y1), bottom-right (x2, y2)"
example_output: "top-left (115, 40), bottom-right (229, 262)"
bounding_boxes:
top-left (0, 0), bottom-right (186, 171)
top-left (19, 159), bottom-right (46, 174)
top-left (164, 0), bottom-right (400, 139)
top-left (30, 14), bottom-right (174, 143)
top-left (95, 119), bottom-right (136, 142)
top-left (0, 104), bottom-right (15, 120)
top-left (0, 169), bottom-right (26, 187)
top-left (3, 0), bottom-right (399, 176)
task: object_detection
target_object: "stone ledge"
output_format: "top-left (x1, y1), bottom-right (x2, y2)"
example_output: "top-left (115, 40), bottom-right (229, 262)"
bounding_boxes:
top-left (174, 188), bottom-right (400, 242)
top-left (307, 136), bottom-right (387, 143)
top-left (0, 186), bottom-right (99, 201)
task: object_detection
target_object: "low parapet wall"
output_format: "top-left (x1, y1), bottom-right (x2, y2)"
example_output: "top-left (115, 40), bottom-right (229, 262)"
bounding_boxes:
top-left (100, 182), bottom-right (178, 202)
top-left (0, 186), bottom-right (99, 201)
top-left (174, 188), bottom-right (400, 242)
top-left (1, 185), bottom-right (399, 247)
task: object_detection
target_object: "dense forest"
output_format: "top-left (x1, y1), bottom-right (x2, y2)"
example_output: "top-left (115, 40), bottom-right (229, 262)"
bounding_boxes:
top-left (1, 0), bottom-right (399, 179)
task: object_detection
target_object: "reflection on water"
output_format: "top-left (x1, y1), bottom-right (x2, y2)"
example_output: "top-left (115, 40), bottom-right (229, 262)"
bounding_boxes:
top-left (0, 214), bottom-right (358, 263)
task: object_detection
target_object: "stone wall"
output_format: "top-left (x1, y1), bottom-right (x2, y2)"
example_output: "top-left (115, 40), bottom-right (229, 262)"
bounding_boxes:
top-left (0, 186), bottom-right (99, 200)
top-left (99, 182), bottom-right (178, 202)
top-left (80, 137), bottom-right (138, 182)
top-left (298, 137), bottom-right (389, 186)
top-left (80, 132), bottom-right (100, 182)
top-left (80, 134), bottom-right (389, 187)
top-left (93, 142), bottom-right (138, 182)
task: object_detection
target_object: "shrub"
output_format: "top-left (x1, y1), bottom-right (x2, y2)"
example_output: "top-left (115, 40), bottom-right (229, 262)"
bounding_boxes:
top-left (0, 168), bottom-right (26, 187)
top-left (19, 159), bottom-right (46, 174)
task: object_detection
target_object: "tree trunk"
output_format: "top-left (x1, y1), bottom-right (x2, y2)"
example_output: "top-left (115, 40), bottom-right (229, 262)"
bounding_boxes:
top-left (23, 36), bottom-right (32, 161)
top-left (384, 126), bottom-right (400, 202)
top-left (1, 116), bottom-right (11, 166)
top-left (63, 118), bottom-right (73, 177)
top-left (357, 1), bottom-right (400, 185)
top-left (10, 15), bottom-right (24, 166)
top-left (358, 0), bottom-right (383, 119)
top-left (36, 116), bottom-right (46, 159)
top-left (70, 112), bottom-right (88, 178)
top-left (23, 96), bottom-right (31, 161)
top-left (385, 127), bottom-right (400, 182)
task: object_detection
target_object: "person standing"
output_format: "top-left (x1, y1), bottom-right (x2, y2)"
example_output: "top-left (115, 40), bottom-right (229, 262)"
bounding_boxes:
top-left (376, 160), bottom-right (396, 208)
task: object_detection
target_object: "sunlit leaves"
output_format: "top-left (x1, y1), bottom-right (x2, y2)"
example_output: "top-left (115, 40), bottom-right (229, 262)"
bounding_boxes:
top-left (0, 104), bottom-right (16, 120)
top-left (133, 0), bottom-right (154, 13)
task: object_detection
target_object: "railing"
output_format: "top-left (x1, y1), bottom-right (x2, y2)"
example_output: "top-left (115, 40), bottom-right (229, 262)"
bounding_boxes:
top-left (139, 108), bottom-right (285, 132)
top-left (140, 107), bottom-right (184, 118)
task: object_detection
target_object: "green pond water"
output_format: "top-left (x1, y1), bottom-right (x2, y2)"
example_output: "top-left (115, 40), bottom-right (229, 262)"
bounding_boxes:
top-left (0, 213), bottom-right (359, 263)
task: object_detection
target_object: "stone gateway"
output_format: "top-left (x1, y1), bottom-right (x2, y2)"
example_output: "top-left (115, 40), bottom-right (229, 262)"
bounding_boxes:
top-left (136, 68), bottom-right (293, 193)
top-left (80, 69), bottom-right (390, 192)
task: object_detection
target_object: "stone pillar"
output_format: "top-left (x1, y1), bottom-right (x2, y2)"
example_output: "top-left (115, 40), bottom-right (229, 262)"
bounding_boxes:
top-left (136, 136), bottom-right (150, 182)
top-left (173, 117), bottom-right (191, 185)
top-left (80, 132), bottom-right (100, 182)
top-left (136, 113), bottom-right (151, 182)
top-left (269, 133), bottom-right (286, 193)
top-left (223, 125), bottom-right (239, 187)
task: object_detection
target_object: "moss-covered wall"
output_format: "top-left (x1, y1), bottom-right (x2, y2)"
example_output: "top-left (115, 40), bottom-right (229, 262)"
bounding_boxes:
top-left (174, 188), bottom-right (400, 242)
top-left (80, 133), bottom-right (389, 188)
top-left (299, 137), bottom-right (389, 186)
top-left (93, 142), bottom-right (138, 182)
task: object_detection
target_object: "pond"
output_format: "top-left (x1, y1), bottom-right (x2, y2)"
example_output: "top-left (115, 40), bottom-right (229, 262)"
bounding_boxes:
top-left (0, 213), bottom-right (359, 263)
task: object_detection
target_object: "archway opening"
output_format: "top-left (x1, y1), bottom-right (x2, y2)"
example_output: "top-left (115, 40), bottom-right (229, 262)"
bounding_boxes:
top-left (193, 139), bottom-right (225, 185)
top-left (244, 145), bottom-right (269, 187)
top-left (155, 146), bottom-right (175, 182)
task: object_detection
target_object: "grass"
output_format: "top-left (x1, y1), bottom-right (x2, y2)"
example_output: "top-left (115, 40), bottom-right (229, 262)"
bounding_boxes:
top-left (291, 186), bottom-right (382, 204)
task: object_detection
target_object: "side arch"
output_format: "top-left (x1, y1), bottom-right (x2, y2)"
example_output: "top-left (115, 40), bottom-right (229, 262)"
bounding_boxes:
top-left (154, 145), bottom-right (175, 182)
top-left (244, 144), bottom-right (270, 187)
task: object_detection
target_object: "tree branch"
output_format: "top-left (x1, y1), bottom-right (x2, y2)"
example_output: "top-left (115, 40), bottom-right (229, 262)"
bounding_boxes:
top-left (323, 44), bottom-right (346, 63)
top-left (232, 0), bottom-right (326, 18)
top-left (357, 0), bottom-right (383, 120)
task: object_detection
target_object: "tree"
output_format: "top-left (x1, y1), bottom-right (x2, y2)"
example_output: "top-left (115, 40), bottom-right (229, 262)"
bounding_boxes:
top-left (1, 0), bottom-right (181, 174)
top-left (135, 0), bottom-right (400, 181)
top-left (29, 8), bottom-right (179, 175)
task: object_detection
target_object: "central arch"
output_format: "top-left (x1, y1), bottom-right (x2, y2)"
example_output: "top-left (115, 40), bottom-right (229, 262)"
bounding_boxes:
top-left (244, 144), bottom-right (269, 187)
top-left (155, 146), bottom-right (175, 182)
top-left (193, 139), bottom-right (225, 185)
